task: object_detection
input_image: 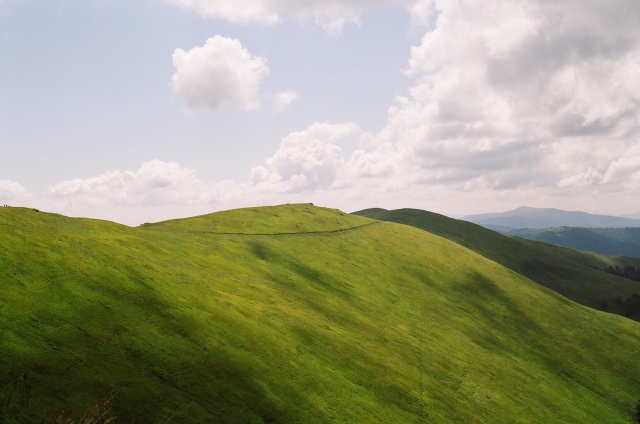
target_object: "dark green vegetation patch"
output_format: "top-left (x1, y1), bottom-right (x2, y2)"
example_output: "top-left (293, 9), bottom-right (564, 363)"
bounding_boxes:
top-left (354, 208), bottom-right (640, 320)
top-left (2, 205), bottom-right (640, 423)
top-left (509, 227), bottom-right (640, 258)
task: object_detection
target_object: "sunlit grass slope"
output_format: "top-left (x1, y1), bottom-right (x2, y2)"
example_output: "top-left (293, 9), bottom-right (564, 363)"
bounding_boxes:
top-left (2, 204), bottom-right (640, 423)
top-left (145, 203), bottom-right (372, 234)
top-left (353, 208), bottom-right (640, 317)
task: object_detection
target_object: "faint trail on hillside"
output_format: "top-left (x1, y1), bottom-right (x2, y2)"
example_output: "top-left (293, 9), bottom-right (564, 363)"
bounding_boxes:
top-left (182, 221), bottom-right (381, 237)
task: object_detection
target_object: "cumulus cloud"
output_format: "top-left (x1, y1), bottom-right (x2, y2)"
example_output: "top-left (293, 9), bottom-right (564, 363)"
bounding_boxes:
top-left (245, 0), bottom-right (640, 212)
top-left (273, 91), bottom-right (299, 111)
top-left (333, 0), bottom-right (640, 200)
top-left (49, 160), bottom-right (240, 206)
top-left (250, 122), bottom-right (361, 192)
top-left (42, 0), bottom-right (640, 221)
top-left (166, 0), bottom-right (640, 209)
top-left (172, 36), bottom-right (270, 111)
top-left (169, 0), bottom-right (403, 34)
top-left (50, 123), bottom-right (360, 210)
top-left (0, 180), bottom-right (27, 202)
top-left (602, 155), bottom-right (640, 189)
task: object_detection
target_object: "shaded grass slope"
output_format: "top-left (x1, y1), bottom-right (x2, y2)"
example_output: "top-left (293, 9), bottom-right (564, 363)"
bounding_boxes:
top-left (353, 208), bottom-right (640, 318)
top-left (509, 227), bottom-right (640, 257)
top-left (515, 239), bottom-right (640, 273)
top-left (1, 205), bottom-right (640, 423)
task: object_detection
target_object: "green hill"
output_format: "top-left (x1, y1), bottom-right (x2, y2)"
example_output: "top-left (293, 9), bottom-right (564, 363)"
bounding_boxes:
top-left (511, 238), bottom-right (640, 270)
top-left (353, 208), bottom-right (640, 318)
top-left (2, 205), bottom-right (640, 423)
top-left (509, 227), bottom-right (640, 257)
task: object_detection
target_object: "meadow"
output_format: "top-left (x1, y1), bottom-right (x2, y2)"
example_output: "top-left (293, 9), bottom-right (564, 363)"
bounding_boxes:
top-left (354, 208), bottom-right (640, 318)
top-left (1, 204), bottom-right (640, 423)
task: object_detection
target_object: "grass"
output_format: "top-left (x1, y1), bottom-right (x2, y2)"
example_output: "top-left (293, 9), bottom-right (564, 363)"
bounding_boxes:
top-left (352, 208), bottom-right (640, 318)
top-left (509, 227), bottom-right (640, 257)
top-left (1, 204), bottom-right (640, 423)
top-left (514, 238), bottom-right (640, 271)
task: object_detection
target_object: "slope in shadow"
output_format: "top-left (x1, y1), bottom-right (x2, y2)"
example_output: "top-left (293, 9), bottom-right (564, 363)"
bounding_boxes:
top-left (353, 208), bottom-right (640, 320)
top-left (509, 227), bottom-right (640, 257)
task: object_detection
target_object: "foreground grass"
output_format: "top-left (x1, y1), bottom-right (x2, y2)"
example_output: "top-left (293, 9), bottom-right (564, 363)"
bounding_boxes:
top-left (1, 205), bottom-right (640, 423)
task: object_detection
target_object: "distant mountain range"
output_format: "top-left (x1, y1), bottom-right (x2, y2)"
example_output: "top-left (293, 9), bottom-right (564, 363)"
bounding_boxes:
top-left (463, 206), bottom-right (640, 231)
top-left (624, 212), bottom-right (640, 219)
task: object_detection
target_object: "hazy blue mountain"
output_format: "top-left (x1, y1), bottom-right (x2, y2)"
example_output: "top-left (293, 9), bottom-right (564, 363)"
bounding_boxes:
top-left (623, 212), bottom-right (640, 219)
top-left (463, 206), bottom-right (640, 229)
top-left (510, 227), bottom-right (640, 257)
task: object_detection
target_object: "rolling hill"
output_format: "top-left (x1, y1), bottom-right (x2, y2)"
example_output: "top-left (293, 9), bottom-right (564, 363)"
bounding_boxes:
top-left (463, 206), bottom-right (640, 230)
top-left (353, 208), bottom-right (640, 318)
top-left (509, 227), bottom-right (640, 257)
top-left (2, 204), bottom-right (640, 423)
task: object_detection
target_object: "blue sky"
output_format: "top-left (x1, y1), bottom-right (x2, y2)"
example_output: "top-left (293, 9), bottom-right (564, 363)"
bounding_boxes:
top-left (1, 0), bottom-right (639, 224)
top-left (1, 1), bottom-right (415, 183)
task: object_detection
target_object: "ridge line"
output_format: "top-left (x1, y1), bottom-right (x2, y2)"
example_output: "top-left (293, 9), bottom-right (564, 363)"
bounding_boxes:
top-left (156, 221), bottom-right (380, 236)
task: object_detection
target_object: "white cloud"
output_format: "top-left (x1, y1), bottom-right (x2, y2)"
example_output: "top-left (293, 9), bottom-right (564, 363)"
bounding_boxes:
top-left (250, 122), bottom-right (361, 192)
top-left (169, 0), bottom-right (403, 35)
top-left (557, 167), bottom-right (603, 189)
top-left (0, 180), bottom-right (27, 202)
top-left (342, 0), bottom-right (640, 198)
top-left (169, 0), bottom-right (280, 24)
top-left (273, 90), bottom-right (299, 111)
top-left (35, 0), bottom-right (640, 222)
top-left (602, 155), bottom-right (640, 189)
top-left (46, 122), bottom-right (359, 210)
top-left (165, 0), bottom-right (640, 208)
top-left (172, 36), bottom-right (270, 111)
top-left (240, 0), bottom-right (640, 214)
top-left (49, 160), bottom-right (240, 207)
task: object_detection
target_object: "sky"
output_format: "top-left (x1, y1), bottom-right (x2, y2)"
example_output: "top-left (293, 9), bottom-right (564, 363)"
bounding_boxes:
top-left (1, 0), bottom-right (639, 225)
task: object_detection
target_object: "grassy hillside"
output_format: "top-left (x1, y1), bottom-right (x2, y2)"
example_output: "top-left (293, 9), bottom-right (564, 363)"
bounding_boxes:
top-left (144, 203), bottom-right (371, 234)
top-left (515, 239), bottom-right (640, 271)
top-left (353, 208), bottom-right (640, 317)
top-left (2, 205), bottom-right (640, 423)
top-left (510, 227), bottom-right (640, 257)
